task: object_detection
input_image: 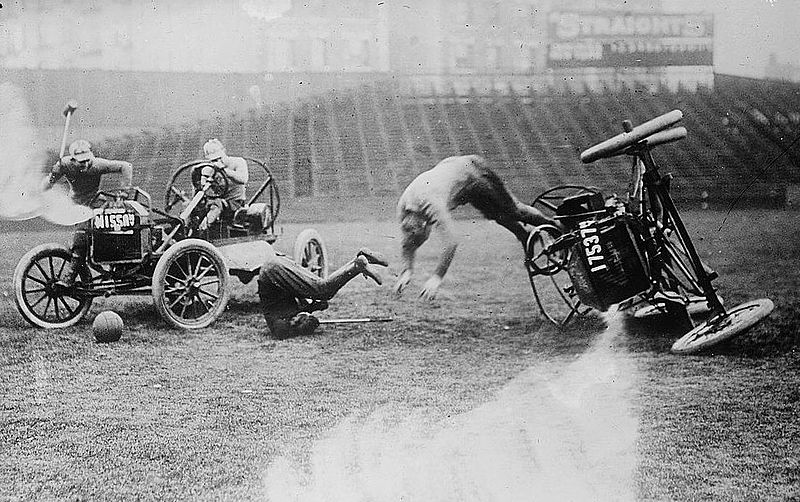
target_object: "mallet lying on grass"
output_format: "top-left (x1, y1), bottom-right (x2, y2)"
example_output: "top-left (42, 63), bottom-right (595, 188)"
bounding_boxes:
top-left (317, 317), bottom-right (393, 324)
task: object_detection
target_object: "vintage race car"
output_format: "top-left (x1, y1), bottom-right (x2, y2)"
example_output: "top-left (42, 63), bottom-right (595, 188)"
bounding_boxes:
top-left (14, 158), bottom-right (328, 330)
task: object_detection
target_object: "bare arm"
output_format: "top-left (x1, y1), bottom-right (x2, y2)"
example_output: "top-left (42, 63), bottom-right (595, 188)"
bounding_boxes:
top-left (224, 157), bottom-right (249, 185)
top-left (393, 230), bottom-right (419, 295)
top-left (92, 159), bottom-right (133, 187)
top-left (431, 213), bottom-right (458, 280)
top-left (399, 232), bottom-right (418, 275)
top-left (419, 213), bottom-right (458, 301)
top-left (42, 160), bottom-right (64, 190)
top-left (118, 162), bottom-right (133, 187)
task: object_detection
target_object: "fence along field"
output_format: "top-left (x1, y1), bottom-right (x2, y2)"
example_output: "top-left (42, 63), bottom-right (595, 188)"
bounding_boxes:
top-left (86, 75), bottom-right (800, 211)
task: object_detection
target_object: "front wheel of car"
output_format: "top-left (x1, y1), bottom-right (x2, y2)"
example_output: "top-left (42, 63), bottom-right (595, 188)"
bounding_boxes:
top-left (152, 239), bottom-right (230, 329)
top-left (14, 243), bottom-right (93, 329)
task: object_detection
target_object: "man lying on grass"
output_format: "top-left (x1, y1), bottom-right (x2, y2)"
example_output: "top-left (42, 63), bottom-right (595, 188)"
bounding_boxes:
top-left (394, 154), bottom-right (557, 301)
top-left (258, 246), bottom-right (388, 339)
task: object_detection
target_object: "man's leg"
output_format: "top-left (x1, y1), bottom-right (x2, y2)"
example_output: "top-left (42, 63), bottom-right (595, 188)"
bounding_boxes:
top-left (201, 199), bottom-right (226, 229)
top-left (224, 198), bottom-right (244, 225)
top-left (260, 253), bottom-right (382, 302)
top-left (60, 223), bottom-right (89, 286)
top-left (257, 249), bottom-right (385, 338)
top-left (357, 248), bottom-right (389, 267)
top-left (491, 218), bottom-right (533, 245)
top-left (467, 164), bottom-right (555, 246)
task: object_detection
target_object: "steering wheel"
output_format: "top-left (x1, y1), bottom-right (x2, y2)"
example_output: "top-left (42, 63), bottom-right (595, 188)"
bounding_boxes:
top-left (198, 164), bottom-right (229, 199)
top-left (165, 162), bottom-right (229, 212)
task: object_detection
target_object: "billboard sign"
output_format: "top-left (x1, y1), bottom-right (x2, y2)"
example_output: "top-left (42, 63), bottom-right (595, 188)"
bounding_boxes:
top-left (547, 11), bottom-right (714, 68)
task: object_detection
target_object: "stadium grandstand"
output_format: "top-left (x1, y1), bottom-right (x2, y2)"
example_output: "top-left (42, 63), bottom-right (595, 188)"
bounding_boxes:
top-left (2, 0), bottom-right (798, 216)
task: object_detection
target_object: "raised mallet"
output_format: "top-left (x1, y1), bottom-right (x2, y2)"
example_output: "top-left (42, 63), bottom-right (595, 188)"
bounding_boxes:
top-left (59, 99), bottom-right (79, 158)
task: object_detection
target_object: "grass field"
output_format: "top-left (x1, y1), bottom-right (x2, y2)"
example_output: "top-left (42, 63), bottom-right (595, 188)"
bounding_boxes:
top-left (1, 209), bottom-right (799, 501)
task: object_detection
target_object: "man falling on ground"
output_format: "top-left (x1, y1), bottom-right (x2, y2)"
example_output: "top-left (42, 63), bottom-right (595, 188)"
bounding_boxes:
top-left (258, 246), bottom-right (389, 339)
top-left (394, 154), bottom-right (557, 301)
top-left (42, 139), bottom-right (133, 286)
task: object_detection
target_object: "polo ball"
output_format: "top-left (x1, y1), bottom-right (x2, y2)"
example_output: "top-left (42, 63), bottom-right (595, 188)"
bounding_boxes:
top-left (93, 311), bottom-right (123, 343)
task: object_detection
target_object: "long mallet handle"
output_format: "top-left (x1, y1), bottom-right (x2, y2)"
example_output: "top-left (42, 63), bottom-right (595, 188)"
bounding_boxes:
top-left (59, 100), bottom-right (79, 158)
top-left (318, 317), bottom-right (393, 325)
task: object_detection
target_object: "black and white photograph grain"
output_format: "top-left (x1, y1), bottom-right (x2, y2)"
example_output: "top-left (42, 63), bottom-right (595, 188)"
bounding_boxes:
top-left (1, 0), bottom-right (798, 500)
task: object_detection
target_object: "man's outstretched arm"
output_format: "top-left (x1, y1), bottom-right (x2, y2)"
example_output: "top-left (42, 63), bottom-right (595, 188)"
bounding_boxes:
top-left (41, 159), bottom-right (66, 191)
top-left (394, 233), bottom-right (418, 295)
top-left (93, 159), bottom-right (133, 187)
top-left (119, 162), bottom-right (133, 187)
top-left (419, 216), bottom-right (458, 301)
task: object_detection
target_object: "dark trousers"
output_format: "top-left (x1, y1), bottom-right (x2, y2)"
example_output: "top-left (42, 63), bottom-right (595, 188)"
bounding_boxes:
top-left (461, 160), bottom-right (553, 244)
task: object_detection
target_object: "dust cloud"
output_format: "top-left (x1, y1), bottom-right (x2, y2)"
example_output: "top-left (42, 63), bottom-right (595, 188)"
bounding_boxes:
top-left (263, 313), bottom-right (638, 501)
top-left (0, 82), bottom-right (93, 225)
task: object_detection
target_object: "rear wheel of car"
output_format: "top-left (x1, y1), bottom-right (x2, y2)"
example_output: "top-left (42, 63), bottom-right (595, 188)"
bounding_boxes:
top-left (152, 239), bottom-right (230, 329)
top-left (14, 243), bottom-right (93, 329)
top-left (293, 229), bottom-right (328, 278)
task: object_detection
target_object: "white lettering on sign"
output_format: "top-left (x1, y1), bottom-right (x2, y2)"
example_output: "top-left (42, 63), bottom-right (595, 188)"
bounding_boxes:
top-left (93, 212), bottom-right (136, 231)
top-left (578, 220), bottom-right (608, 273)
top-left (550, 12), bottom-right (713, 41)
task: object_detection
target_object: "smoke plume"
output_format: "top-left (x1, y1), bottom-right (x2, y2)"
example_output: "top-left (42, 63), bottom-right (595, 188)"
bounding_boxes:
top-left (0, 82), bottom-right (93, 225)
top-left (263, 313), bottom-right (638, 501)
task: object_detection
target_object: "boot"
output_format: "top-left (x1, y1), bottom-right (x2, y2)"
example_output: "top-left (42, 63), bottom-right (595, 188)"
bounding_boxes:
top-left (354, 255), bottom-right (383, 285)
top-left (318, 255), bottom-right (382, 296)
top-left (357, 247), bottom-right (389, 267)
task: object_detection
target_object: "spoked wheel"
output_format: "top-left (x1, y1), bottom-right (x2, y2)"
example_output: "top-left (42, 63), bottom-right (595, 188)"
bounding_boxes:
top-left (293, 229), bottom-right (329, 279)
top-left (670, 299), bottom-right (774, 355)
top-left (14, 243), bottom-right (93, 328)
top-left (152, 239), bottom-right (230, 329)
top-left (525, 227), bottom-right (590, 326)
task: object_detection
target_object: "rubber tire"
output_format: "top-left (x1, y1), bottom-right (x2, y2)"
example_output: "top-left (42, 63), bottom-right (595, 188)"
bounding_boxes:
top-left (152, 239), bottom-right (230, 329)
top-left (293, 229), bottom-right (329, 279)
top-left (14, 243), bottom-right (93, 329)
top-left (670, 298), bottom-right (774, 355)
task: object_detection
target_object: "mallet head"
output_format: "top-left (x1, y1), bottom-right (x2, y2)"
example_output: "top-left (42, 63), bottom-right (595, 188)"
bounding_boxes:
top-left (63, 99), bottom-right (78, 117)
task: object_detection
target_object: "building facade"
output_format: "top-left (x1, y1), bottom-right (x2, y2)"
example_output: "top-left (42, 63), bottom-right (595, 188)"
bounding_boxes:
top-left (0, 0), bottom-right (713, 130)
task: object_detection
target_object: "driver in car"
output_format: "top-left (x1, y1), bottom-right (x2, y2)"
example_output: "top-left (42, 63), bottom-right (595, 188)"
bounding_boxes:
top-left (42, 139), bottom-right (133, 287)
top-left (197, 138), bottom-right (249, 231)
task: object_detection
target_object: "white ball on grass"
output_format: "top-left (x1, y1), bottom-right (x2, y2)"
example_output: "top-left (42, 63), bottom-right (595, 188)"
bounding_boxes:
top-left (93, 311), bottom-right (124, 343)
